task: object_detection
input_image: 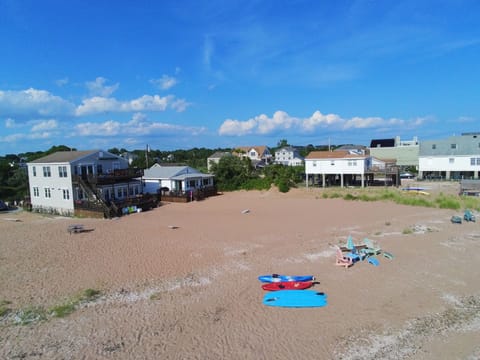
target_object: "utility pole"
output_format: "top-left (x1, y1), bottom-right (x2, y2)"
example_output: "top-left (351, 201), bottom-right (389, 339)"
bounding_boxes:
top-left (145, 145), bottom-right (149, 168)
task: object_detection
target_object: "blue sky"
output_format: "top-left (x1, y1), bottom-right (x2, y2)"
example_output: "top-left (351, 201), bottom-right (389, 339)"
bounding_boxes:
top-left (1, 0), bottom-right (479, 155)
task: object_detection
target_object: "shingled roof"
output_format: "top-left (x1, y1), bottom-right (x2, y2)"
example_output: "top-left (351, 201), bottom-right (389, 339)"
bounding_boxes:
top-left (28, 150), bottom-right (98, 163)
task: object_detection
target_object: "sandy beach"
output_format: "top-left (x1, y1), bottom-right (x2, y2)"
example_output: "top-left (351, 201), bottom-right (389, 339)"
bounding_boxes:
top-left (1, 183), bottom-right (480, 359)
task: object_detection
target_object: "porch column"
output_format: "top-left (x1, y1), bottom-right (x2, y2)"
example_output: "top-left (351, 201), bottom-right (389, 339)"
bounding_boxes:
top-left (322, 173), bottom-right (326, 188)
top-left (361, 173), bottom-right (365, 188)
top-left (306, 173), bottom-right (309, 188)
top-left (340, 173), bottom-right (344, 188)
top-left (446, 171), bottom-right (451, 180)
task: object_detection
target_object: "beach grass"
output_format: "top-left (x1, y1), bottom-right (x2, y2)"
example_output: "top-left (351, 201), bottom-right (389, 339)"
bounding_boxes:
top-left (319, 187), bottom-right (480, 210)
top-left (11, 288), bottom-right (103, 324)
top-left (0, 300), bottom-right (12, 317)
top-left (15, 306), bottom-right (48, 325)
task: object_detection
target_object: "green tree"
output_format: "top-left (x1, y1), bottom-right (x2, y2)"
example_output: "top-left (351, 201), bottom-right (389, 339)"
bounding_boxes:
top-left (277, 139), bottom-right (289, 147)
top-left (211, 155), bottom-right (254, 191)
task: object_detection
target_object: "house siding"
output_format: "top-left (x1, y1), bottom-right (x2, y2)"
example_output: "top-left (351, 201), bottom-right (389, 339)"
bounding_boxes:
top-left (28, 162), bottom-right (74, 215)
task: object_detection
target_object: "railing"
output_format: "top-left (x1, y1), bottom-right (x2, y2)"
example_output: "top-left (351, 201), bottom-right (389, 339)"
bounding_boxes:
top-left (87, 168), bottom-right (144, 185)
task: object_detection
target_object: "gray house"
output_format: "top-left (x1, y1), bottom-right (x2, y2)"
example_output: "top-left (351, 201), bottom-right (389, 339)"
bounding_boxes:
top-left (418, 133), bottom-right (480, 180)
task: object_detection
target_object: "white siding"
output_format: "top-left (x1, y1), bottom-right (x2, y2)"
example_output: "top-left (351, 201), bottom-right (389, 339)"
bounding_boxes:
top-left (419, 155), bottom-right (478, 171)
top-left (305, 158), bottom-right (367, 175)
top-left (29, 162), bottom-right (74, 214)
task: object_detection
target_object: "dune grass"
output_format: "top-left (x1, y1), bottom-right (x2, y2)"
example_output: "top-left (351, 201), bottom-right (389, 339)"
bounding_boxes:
top-left (0, 300), bottom-right (12, 317)
top-left (12, 288), bottom-right (102, 325)
top-left (320, 187), bottom-right (480, 211)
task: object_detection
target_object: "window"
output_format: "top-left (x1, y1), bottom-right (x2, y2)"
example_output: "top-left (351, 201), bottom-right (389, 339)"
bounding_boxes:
top-left (312, 161), bottom-right (317, 167)
top-left (117, 188), bottom-right (122, 198)
top-left (188, 180), bottom-right (196, 187)
top-left (32, 166), bottom-right (36, 176)
top-left (451, 144), bottom-right (457, 149)
top-left (43, 166), bottom-right (51, 177)
top-left (471, 158), bottom-right (476, 166)
top-left (432, 144), bottom-right (436, 150)
top-left (348, 160), bottom-right (357, 166)
top-left (33, 187), bottom-right (39, 197)
top-left (58, 166), bottom-right (67, 178)
top-left (44, 188), bottom-right (51, 198)
top-left (331, 161), bottom-right (335, 166)
top-left (63, 189), bottom-right (70, 200)
top-left (477, 158), bottom-right (480, 165)
top-left (449, 158), bottom-right (454, 164)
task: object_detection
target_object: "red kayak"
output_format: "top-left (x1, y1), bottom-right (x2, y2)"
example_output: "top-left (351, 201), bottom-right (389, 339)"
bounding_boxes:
top-left (262, 281), bottom-right (313, 291)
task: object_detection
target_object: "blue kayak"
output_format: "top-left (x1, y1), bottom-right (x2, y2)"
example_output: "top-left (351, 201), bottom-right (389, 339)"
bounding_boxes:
top-left (258, 274), bottom-right (315, 283)
top-left (263, 290), bottom-right (327, 308)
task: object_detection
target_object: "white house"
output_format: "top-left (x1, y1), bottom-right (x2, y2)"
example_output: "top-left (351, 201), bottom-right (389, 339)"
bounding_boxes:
top-left (27, 150), bottom-right (147, 217)
top-left (418, 133), bottom-right (480, 180)
top-left (305, 150), bottom-right (373, 188)
top-left (142, 163), bottom-right (215, 195)
top-left (274, 146), bottom-right (304, 166)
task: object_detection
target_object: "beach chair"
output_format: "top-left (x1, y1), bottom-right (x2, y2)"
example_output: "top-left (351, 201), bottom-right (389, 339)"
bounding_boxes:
top-left (451, 216), bottom-right (462, 224)
top-left (464, 209), bottom-right (476, 222)
top-left (335, 247), bottom-right (353, 268)
top-left (361, 238), bottom-right (381, 256)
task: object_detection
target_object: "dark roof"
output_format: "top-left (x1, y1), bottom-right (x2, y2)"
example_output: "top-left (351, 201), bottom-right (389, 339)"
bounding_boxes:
top-left (370, 139), bottom-right (395, 148)
top-left (28, 150), bottom-right (98, 163)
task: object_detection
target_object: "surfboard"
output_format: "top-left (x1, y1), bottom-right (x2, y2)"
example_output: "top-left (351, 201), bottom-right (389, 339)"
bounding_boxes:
top-left (261, 281), bottom-right (313, 291)
top-left (263, 290), bottom-right (328, 308)
top-left (258, 274), bottom-right (315, 283)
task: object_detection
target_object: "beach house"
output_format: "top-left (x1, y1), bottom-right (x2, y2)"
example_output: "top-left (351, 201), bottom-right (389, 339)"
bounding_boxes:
top-left (274, 146), bottom-right (304, 166)
top-left (305, 150), bottom-right (399, 188)
top-left (418, 133), bottom-right (480, 180)
top-left (27, 150), bottom-right (157, 218)
top-left (233, 146), bottom-right (273, 168)
top-left (142, 163), bottom-right (216, 201)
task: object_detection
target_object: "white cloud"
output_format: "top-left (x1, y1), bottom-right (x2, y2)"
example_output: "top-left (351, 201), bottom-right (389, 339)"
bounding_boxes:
top-left (55, 77), bottom-right (69, 87)
top-left (30, 119), bottom-right (58, 132)
top-left (76, 120), bottom-right (122, 136)
top-left (85, 77), bottom-right (119, 97)
top-left (171, 98), bottom-right (190, 112)
top-left (0, 88), bottom-right (75, 118)
top-left (150, 75), bottom-right (178, 90)
top-left (75, 94), bottom-right (190, 116)
top-left (74, 113), bottom-right (206, 137)
top-left (5, 118), bottom-right (16, 128)
top-left (219, 110), bottom-right (427, 136)
top-left (301, 111), bottom-right (342, 131)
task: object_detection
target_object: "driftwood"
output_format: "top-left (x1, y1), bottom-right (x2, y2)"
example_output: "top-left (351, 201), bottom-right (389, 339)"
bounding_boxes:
top-left (67, 224), bottom-right (94, 234)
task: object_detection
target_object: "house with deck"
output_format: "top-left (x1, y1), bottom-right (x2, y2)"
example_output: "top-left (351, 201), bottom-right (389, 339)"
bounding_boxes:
top-left (27, 150), bottom-right (157, 218)
top-left (305, 150), bottom-right (399, 188)
top-left (142, 163), bottom-right (216, 201)
top-left (418, 133), bottom-right (480, 180)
